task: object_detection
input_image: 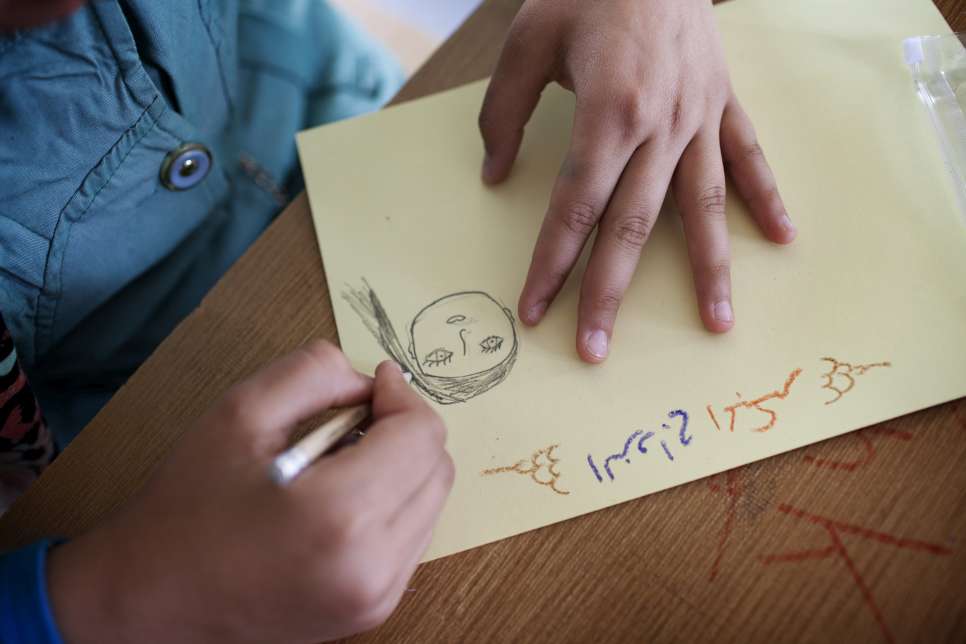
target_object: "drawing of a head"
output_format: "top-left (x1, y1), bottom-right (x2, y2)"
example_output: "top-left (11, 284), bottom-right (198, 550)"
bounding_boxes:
top-left (409, 292), bottom-right (515, 378)
top-left (343, 282), bottom-right (518, 405)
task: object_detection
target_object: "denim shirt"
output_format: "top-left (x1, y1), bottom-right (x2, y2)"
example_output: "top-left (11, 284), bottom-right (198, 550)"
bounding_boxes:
top-left (0, 0), bottom-right (403, 446)
top-left (0, 4), bottom-right (401, 639)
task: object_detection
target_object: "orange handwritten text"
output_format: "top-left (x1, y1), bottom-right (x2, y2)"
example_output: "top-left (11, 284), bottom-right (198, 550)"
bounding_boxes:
top-left (821, 357), bottom-right (892, 405)
top-left (707, 368), bottom-right (802, 433)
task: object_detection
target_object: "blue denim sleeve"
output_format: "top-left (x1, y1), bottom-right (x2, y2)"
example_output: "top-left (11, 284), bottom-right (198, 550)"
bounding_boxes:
top-left (0, 540), bottom-right (64, 644)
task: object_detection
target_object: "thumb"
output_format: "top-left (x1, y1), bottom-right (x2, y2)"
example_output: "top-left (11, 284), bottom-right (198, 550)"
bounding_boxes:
top-left (478, 15), bottom-right (556, 184)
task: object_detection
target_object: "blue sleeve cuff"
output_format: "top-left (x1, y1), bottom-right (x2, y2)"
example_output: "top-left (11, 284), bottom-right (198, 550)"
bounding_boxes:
top-left (0, 540), bottom-right (65, 644)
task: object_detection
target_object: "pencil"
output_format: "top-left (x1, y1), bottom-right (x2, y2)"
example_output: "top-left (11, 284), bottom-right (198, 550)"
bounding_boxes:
top-left (269, 371), bottom-right (412, 485)
top-left (270, 404), bottom-right (370, 485)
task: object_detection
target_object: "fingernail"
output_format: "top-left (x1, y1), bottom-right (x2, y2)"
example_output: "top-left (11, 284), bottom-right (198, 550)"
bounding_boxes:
top-left (482, 154), bottom-right (497, 183)
top-left (585, 329), bottom-right (609, 360)
top-left (526, 301), bottom-right (547, 324)
top-left (713, 301), bottom-right (734, 324)
top-left (382, 360), bottom-right (402, 375)
top-left (780, 214), bottom-right (796, 233)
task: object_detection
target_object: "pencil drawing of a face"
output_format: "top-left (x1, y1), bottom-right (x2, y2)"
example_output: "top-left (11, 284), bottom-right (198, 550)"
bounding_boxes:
top-left (343, 281), bottom-right (518, 405)
top-left (410, 292), bottom-right (515, 378)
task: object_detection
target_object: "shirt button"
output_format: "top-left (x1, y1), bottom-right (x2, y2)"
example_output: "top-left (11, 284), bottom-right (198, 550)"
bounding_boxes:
top-left (160, 143), bottom-right (212, 191)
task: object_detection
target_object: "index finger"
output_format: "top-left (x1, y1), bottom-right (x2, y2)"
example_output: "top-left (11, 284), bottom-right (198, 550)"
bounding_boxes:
top-left (304, 361), bottom-right (448, 506)
top-left (207, 341), bottom-right (372, 456)
top-left (519, 100), bottom-right (638, 326)
top-left (370, 361), bottom-right (431, 420)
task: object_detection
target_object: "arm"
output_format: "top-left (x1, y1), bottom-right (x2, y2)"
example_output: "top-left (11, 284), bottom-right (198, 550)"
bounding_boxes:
top-left (0, 313), bottom-right (61, 642)
top-left (44, 344), bottom-right (452, 643)
top-left (1, 341), bottom-right (450, 643)
top-left (0, 313), bottom-right (55, 511)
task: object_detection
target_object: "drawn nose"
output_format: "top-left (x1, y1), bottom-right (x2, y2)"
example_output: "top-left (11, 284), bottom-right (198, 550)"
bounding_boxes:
top-left (458, 327), bottom-right (469, 355)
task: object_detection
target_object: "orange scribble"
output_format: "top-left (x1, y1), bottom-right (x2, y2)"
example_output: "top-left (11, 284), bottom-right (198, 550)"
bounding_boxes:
top-left (821, 357), bottom-right (892, 405)
top-left (761, 503), bottom-right (951, 644)
top-left (706, 405), bottom-right (721, 431)
top-left (482, 444), bottom-right (570, 495)
top-left (707, 469), bottom-right (742, 581)
top-left (803, 424), bottom-right (913, 472)
top-left (708, 368), bottom-right (802, 433)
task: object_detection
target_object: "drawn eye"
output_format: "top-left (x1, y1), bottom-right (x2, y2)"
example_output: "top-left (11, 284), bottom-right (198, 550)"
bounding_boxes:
top-left (479, 335), bottom-right (504, 354)
top-left (423, 348), bottom-right (453, 367)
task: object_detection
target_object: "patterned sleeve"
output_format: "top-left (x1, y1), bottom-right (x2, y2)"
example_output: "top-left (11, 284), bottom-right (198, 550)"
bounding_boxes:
top-left (0, 314), bottom-right (54, 513)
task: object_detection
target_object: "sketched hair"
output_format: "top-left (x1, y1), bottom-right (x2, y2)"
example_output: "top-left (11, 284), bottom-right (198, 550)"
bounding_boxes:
top-left (343, 280), bottom-right (518, 405)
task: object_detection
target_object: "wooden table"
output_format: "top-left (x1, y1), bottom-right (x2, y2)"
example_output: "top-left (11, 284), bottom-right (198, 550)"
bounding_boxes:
top-left (3, 1), bottom-right (965, 641)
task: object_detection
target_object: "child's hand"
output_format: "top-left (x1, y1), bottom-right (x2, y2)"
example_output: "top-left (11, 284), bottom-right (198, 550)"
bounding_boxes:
top-left (47, 343), bottom-right (454, 643)
top-left (479, 0), bottom-right (796, 362)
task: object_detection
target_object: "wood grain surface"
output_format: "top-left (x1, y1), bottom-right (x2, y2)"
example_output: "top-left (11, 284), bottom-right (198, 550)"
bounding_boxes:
top-left (2, 1), bottom-right (964, 642)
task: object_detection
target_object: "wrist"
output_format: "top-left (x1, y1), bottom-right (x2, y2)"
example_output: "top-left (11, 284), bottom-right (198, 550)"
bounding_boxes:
top-left (46, 529), bottom-right (140, 644)
top-left (47, 523), bottom-right (224, 644)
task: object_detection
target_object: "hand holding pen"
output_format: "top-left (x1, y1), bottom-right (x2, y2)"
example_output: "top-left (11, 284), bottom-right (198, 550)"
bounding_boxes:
top-left (47, 343), bottom-right (454, 643)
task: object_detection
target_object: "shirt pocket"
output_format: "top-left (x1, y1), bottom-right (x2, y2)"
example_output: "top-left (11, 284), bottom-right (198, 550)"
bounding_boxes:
top-left (34, 101), bottom-right (232, 360)
top-left (27, 3), bottom-right (233, 361)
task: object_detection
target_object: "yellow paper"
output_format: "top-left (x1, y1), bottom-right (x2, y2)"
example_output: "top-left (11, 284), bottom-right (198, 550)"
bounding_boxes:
top-left (297, 0), bottom-right (966, 561)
